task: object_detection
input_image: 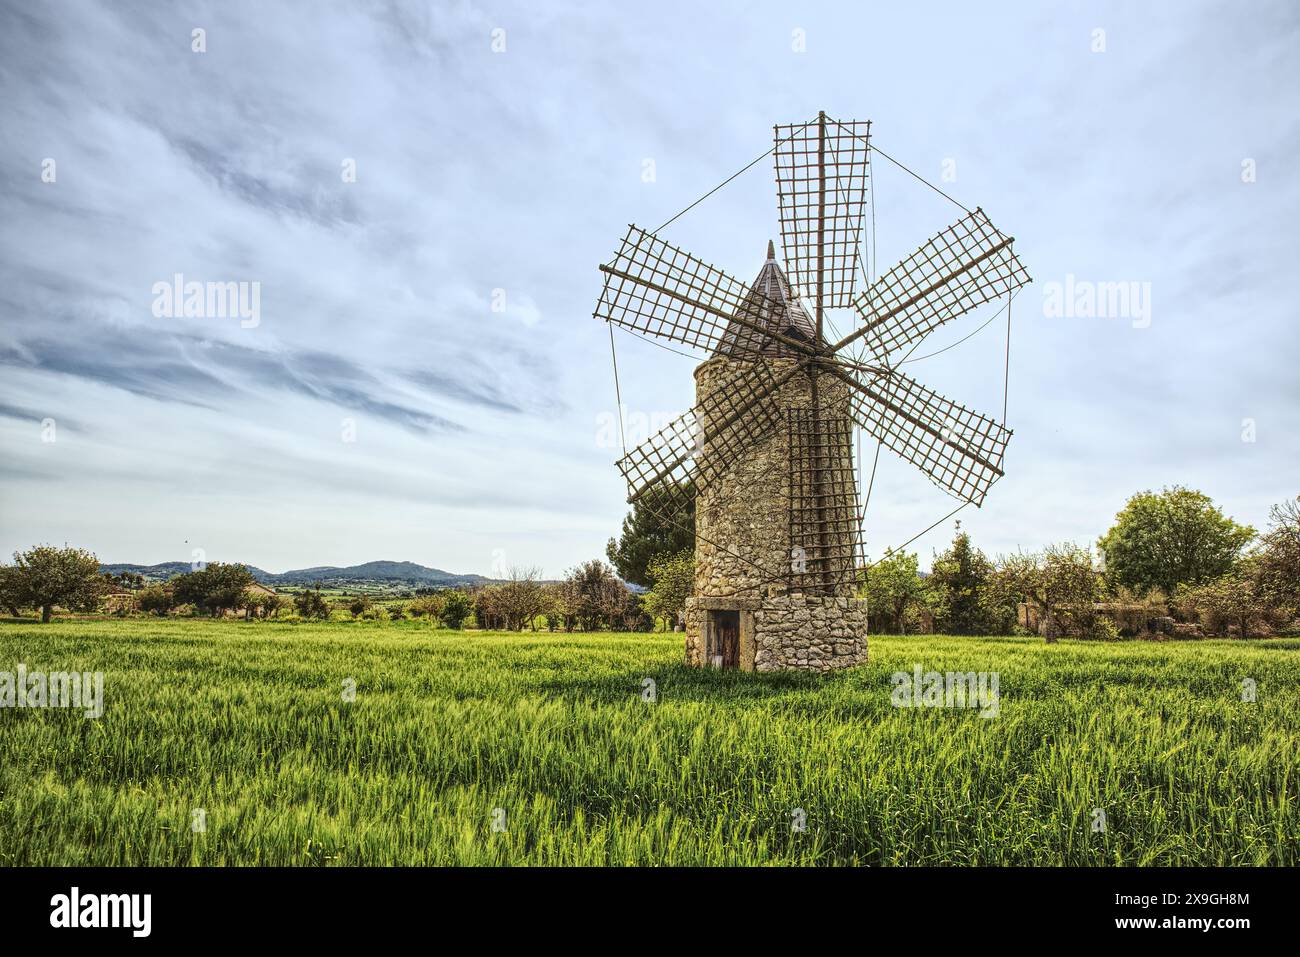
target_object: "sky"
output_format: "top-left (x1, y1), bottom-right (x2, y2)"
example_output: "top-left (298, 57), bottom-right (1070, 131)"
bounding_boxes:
top-left (1, 0), bottom-right (1297, 576)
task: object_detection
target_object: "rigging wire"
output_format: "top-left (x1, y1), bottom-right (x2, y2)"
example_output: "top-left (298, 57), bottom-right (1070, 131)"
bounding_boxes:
top-left (861, 139), bottom-right (972, 215)
top-left (896, 289), bottom-right (1021, 365)
top-left (652, 121), bottom-right (812, 235)
top-left (866, 502), bottom-right (969, 570)
top-left (607, 322), bottom-right (628, 459)
top-left (1002, 293), bottom-right (1013, 426)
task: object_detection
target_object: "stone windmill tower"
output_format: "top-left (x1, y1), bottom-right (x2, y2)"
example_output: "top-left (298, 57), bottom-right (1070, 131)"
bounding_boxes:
top-left (687, 240), bottom-right (866, 671)
top-left (594, 112), bottom-right (1031, 672)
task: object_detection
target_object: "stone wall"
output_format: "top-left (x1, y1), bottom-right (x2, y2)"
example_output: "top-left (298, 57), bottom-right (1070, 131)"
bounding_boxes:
top-left (685, 594), bottom-right (868, 672)
top-left (753, 595), bottom-right (868, 671)
top-left (692, 356), bottom-right (855, 597)
top-left (686, 355), bottom-right (867, 673)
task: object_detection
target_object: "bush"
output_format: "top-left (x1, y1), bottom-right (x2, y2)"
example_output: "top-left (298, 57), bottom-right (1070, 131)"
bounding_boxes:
top-left (408, 595), bottom-right (444, 619)
top-left (1174, 574), bottom-right (1279, 638)
top-left (929, 531), bottom-right (997, 635)
top-left (293, 589), bottom-right (331, 621)
top-left (440, 590), bottom-right (471, 629)
top-left (138, 584), bottom-right (175, 616)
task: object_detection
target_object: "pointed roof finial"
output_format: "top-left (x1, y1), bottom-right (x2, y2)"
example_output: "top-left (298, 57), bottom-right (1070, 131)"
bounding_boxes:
top-left (766, 239), bottom-right (776, 261)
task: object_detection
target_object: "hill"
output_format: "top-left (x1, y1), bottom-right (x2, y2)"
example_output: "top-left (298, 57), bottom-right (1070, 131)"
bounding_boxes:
top-left (101, 560), bottom-right (490, 588)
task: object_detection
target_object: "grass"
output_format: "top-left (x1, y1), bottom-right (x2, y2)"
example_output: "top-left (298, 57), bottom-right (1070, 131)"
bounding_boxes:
top-left (0, 617), bottom-right (1296, 865)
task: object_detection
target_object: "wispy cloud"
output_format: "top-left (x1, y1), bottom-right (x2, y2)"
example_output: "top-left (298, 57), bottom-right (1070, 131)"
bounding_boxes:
top-left (0, 0), bottom-right (1296, 574)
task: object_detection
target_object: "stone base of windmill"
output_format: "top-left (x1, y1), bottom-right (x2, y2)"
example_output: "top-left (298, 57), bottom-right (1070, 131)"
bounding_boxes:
top-left (683, 594), bottom-right (868, 673)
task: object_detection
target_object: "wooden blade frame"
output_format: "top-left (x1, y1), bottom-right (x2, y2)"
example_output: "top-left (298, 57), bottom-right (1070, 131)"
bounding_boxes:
top-left (595, 226), bottom-right (823, 361)
top-left (832, 365), bottom-right (1010, 507)
top-left (846, 207), bottom-right (1031, 363)
top-left (616, 359), bottom-right (800, 514)
top-left (788, 409), bottom-right (863, 592)
top-left (774, 116), bottom-right (870, 308)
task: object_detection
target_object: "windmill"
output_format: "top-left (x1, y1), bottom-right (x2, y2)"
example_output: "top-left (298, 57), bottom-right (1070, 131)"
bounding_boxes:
top-left (594, 112), bottom-right (1031, 672)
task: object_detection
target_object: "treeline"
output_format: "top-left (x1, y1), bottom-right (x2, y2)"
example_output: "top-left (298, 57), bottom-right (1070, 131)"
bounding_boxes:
top-left (0, 546), bottom-right (695, 633)
top-left (864, 487), bottom-right (1299, 640)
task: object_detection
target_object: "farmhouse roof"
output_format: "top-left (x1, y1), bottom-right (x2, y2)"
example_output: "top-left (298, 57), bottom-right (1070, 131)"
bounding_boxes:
top-left (714, 240), bottom-right (819, 359)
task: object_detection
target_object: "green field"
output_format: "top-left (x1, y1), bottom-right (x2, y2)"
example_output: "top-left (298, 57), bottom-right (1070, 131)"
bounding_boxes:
top-left (0, 618), bottom-right (1295, 865)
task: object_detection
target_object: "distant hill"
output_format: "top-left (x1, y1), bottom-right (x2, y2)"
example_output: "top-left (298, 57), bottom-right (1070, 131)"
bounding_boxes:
top-left (100, 560), bottom-right (491, 588)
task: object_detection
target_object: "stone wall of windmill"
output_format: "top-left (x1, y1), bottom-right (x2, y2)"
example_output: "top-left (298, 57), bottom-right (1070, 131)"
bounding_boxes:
top-left (685, 354), bottom-right (868, 672)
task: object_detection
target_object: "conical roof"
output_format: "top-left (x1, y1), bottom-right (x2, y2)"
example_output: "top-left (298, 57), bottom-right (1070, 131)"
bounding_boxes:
top-left (714, 241), bottom-right (818, 358)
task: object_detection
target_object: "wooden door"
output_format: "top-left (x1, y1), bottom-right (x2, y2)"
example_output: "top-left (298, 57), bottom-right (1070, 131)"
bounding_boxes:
top-left (718, 619), bottom-right (739, 669)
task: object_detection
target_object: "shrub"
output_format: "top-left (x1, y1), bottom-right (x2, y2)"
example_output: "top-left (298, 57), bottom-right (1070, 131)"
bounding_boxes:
top-left (138, 584), bottom-right (175, 616)
top-left (293, 589), bottom-right (331, 621)
top-left (1173, 573), bottom-right (1284, 638)
top-left (440, 590), bottom-right (471, 629)
top-left (642, 550), bottom-right (693, 631)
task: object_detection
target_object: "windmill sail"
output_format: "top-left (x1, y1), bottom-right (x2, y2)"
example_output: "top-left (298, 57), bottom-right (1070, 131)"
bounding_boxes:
top-left (595, 226), bottom-right (821, 360)
top-left (617, 358), bottom-right (797, 514)
top-left (839, 366), bottom-right (1010, 507)
top-left (774, 116), bottom-right (871, 307)
top-left (846, 208), bottom-right (1030, 362)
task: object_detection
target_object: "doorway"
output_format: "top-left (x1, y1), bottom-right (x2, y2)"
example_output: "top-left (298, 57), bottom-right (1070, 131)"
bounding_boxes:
top-left (710, 610), bottom-right (740, 669)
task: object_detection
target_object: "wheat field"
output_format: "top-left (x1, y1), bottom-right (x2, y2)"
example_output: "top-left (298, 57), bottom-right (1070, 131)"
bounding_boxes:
top-left (0, 618), bottom-right (1295, 865)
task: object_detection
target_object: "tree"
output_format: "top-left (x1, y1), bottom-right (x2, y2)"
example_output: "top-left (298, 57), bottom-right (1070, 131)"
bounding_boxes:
top-left (348, 595), bottom-right (373, 618)
top-left (1097, 486), bottom-right (1255, 595)
top-left (1251, 495), bottom-right (1300, 612)
top-left (494, 567), bottom-right (548, 631)
top-left (293, 589), bottom-right (331, 620)
top-left (541, 583), bottom-right (566, 631)
top-left (860, 550), bottom-right (931, 634)
top-left (641, 550), bottom-right (693, 631)
top-left (172, 563), bottom-right (255, 617)
top-left (440, 589), bottom-right (472, 629)
top-left (473, 586), bottom-right (504, 630)
top-left (605, 482), bottom-right (694, 588)
top-left (408, 594), bottom-right (445, 620)
top-left (11, 545), bottom-right (106, 623)
top-left (104, 571), bottom-right (145, 591)
top-left (994, 544), bottom-right (1101, 642)
top-left (928, 530), bottom-right (996, 635)
top-left (0, 564), bottom-right (25, 617)
top-left (260, 593), bottom-right (283, 619)
top-left (138, 584), bottom-right (175, 616)
top-left (563, 560), bottom-right (627, 631)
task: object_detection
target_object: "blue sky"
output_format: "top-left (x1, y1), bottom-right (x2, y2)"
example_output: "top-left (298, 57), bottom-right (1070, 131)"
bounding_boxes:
top-left (1, 0), bottom-right (1297, 575)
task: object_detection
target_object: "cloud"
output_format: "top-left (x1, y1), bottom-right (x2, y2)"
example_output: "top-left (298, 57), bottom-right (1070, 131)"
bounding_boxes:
top-left (0, 0), bottom-right (1296, 575)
